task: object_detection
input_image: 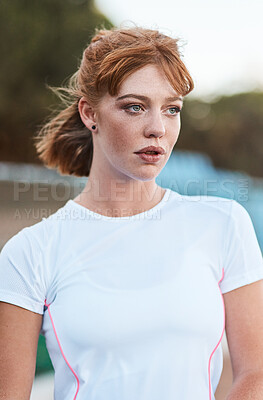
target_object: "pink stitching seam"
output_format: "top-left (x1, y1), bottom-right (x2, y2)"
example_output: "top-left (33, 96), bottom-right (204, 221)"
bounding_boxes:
top-left (208, 268), bottom-right (225, 400)
top-left (44, 299), bottom-right (80, 400)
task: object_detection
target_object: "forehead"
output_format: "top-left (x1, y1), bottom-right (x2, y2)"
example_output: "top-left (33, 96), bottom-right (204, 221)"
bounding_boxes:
top-left (117, 64), bottom-right (179, 98)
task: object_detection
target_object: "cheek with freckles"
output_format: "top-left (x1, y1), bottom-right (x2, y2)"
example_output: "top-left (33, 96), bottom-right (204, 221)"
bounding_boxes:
top-left (100, 115), bottom-right (138, 157)
top-left (111, 129), bottom-right (132, 154)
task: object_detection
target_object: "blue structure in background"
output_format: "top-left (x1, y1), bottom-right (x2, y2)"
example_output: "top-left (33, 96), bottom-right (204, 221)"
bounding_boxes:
top-left (156, 151), bottom-right (263, 250)
top-left (1, 150), bottom-right (263, 249)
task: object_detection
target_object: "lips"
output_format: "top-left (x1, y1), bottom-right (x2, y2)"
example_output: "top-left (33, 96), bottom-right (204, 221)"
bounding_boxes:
top-left (135, 152), bottom-right (162, 163)
top-left (135, 146), bottom-right (165, 155)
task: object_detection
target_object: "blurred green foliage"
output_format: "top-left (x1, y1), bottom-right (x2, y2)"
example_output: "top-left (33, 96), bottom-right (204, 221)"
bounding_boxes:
top-left (179, 93), bottom-right (263, 177)
top-left (0, 1), bottom-right (262, 177)
top-left (0, 0), bottom-right (112, 162)
top-left (36, 334), bottom-right (53, 375)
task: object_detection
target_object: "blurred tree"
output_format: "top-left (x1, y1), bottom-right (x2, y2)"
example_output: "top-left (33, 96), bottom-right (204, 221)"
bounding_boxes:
top-left (0, 0), bottom-right (112, 162)
top-left (177, 92), bottom-right (263, 177)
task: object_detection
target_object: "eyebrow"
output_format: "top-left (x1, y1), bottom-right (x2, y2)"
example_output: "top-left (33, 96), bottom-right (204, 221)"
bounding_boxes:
top-left (116, 94), bottom-right (183, 102)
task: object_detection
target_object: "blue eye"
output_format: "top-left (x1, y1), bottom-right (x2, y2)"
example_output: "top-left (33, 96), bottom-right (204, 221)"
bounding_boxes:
top-left (168, 107), bottom-right (181, 115)
top-left (130, 105), bottom-right (142, 112)
top-left (124, 104), bottom-right (143, 113)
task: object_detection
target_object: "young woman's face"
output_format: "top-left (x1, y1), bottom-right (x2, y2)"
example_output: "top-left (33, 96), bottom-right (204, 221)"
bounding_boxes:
top-left (92, 64), bottom-right (183, 182)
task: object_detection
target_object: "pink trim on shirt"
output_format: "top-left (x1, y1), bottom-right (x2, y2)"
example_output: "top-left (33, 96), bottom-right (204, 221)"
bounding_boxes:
top-left (208, 268), bottom-right (225, 400)
top-left (45, 299), bottom-right (80, 399)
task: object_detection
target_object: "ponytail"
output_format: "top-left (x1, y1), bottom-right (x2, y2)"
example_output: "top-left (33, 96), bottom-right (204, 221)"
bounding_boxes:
top-left (35, 100), bottom-right (93, 176)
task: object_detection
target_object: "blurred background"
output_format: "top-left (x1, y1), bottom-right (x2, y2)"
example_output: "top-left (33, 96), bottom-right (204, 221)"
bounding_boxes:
top-left (0, 0), bottom-right (262, 399)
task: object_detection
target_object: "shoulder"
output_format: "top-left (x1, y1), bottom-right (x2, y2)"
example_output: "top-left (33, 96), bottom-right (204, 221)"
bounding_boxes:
top-left (1, 201), bottom-right (71, 257)
top-left (168, 190), bottom-right (234, 222)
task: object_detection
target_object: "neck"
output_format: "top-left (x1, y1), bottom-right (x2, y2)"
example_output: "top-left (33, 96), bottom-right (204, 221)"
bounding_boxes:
top-left (73, 177), bottom-right (166, 218)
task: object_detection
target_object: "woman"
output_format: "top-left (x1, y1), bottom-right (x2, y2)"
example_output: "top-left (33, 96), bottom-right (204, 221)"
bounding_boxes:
top-left (1, 26), bottom-right (263, 400)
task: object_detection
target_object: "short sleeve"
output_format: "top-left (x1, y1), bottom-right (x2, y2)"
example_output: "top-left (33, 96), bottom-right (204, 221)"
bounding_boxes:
top-left (0, 227), bottom-right (46, 314)
top-left (219, 200), bottom-right (263, 294)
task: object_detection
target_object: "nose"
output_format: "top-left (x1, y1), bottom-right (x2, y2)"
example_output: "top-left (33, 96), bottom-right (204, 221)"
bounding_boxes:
top-left (144, 110), bottom-right (166, 138)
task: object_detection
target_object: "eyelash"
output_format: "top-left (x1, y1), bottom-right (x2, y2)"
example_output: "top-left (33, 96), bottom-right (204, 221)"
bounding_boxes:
top-left (124, 104), bottom-right (182, 115)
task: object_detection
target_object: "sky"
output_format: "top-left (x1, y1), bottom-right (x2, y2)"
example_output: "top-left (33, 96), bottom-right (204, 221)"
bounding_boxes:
top-left (95, 0), bottom-right (263, 100)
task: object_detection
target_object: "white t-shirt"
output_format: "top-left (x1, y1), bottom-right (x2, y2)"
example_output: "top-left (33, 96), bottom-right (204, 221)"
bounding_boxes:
top-left (1, 188), bottom-right (263, 400)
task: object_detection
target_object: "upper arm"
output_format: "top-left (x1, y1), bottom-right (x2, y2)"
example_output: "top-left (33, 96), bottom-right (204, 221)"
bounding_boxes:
top-left (0, 302), bottom-right (43, 400)
top-left (224, 280), bottom-right (263, 380)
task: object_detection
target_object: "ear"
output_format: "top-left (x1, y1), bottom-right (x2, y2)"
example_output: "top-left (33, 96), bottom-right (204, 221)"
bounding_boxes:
top-left (78, 97), bottom-right (97, 130)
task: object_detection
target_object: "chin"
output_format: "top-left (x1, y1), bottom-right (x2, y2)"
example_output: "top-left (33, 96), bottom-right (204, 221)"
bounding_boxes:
top-left (128, 169), bottom-right (162, 182)
top-left (114, 160), bottom-right (165, 182)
